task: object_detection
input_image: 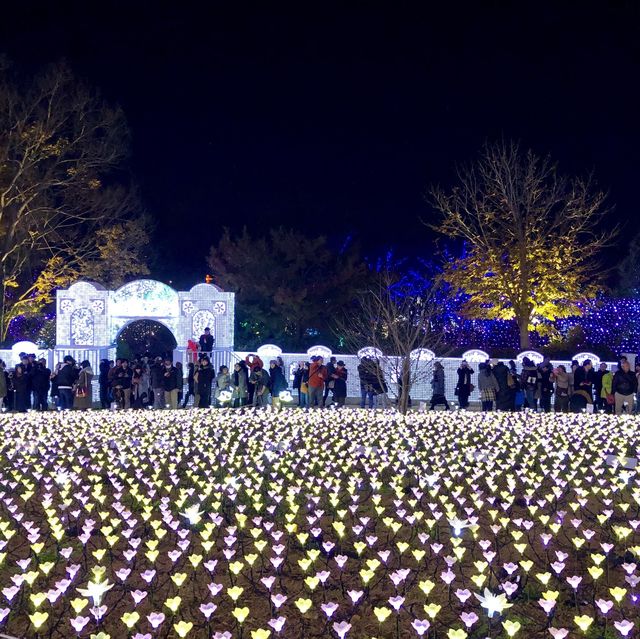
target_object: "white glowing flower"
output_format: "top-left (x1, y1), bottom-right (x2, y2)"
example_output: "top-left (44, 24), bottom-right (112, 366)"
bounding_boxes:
top-left (218, 390), bottom-right (233, 403)
top-left (181, 505), bottom-right (205, 525)
top-left (278, 391), bottom-right (293, 403)
top-left (475, 588), bottom-right (513, 617)
top-left (448, 516), bottom-right (471, 536)
top-left (77, 580), bottom-right (113, 607)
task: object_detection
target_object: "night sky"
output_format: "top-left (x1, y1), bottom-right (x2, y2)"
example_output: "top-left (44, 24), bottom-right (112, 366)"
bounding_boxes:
top-left (2, 2), bottom-right (639, 286)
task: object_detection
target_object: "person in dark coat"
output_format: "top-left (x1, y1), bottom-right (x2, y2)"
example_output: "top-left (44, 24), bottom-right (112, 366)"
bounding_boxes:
top-left (330, 361), bottom-right (348, 407)
top-left (31, 358), bottom-right (51, 411)
top-left (322, 357), bottom-right (337, 407)
top-left (198, 327), bottom-right (215, 356)
top-left (538, 363), bottom-right (554, 413)
top-left (612, 360), bottom-right (638, 415)
top-left (493, 360), bottom-right (512, 411)
top-left (182, 362), bottom-right (196, 408)
top-left (53, 356), bottom-right (79, 410)
top-left (12, 364), bottom-right (30, 412)
top-left (269, 360), bottom-right (288, 403)
top-left (162, 359), bottom-right (180, 409)
top-left (573, 360), bottom-right (595, 400)
top-left (112, 359), bottom-right (133, 409)
top-left (149, 357), bottom-right (165, 409)
top-left (197, 356), bottom-right (215, 408)
top-left (98, 359), bottom-right (111, 409)
top-left (430, 361), bottom-right (449, 410)
top-left (455, 360), bottom-right (474, 409)
top-left (357, 357), bottom-right (376, 409)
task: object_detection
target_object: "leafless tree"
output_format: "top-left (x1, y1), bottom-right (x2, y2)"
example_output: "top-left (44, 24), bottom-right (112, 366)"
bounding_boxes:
top-left (336, 265), bottom-right (446, 413)
top-left (0, 60), bottom-right (136, 339)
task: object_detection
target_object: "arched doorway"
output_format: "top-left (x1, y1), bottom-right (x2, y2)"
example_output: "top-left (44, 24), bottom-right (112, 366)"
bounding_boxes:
top-left (117, 320), bottom-right (177, 360)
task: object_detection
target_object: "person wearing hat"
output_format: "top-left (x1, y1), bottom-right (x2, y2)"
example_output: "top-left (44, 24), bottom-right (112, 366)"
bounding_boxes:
top-left (73, 360), bottom-right (94, 410)
top-left (330, 361), bottom-right (348, 407)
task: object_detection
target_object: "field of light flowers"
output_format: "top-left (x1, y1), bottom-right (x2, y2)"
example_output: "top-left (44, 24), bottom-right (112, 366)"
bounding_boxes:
top-left (0, 408), bottom-right (639, 639)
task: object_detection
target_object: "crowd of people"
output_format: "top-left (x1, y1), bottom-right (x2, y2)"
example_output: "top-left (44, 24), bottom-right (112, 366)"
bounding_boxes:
top-left (3, 336), bottom-right (640, 415)
top-left (437, 355), bottom-right (640, 415)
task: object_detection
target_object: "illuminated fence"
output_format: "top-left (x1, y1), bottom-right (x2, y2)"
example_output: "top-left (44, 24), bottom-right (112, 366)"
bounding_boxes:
top-left (1, 342), bottom-right (618, 406)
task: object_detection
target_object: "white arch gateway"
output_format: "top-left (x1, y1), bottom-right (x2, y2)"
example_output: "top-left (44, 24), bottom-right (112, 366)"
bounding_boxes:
top-left (54, 279), bottom-right (235, 366)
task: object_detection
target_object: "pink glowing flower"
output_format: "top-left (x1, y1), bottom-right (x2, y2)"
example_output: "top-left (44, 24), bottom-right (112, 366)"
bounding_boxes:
top-left (321, 602), bottom-right (339, 618)
top-left (455, 589), bottom-right (472, 603)
top-left (347, 590), bottom-right (363, 604)
top-left (389, 596), bottom-right (405, 611)
top-left (614, 620), bottom-right (634, 637)
top-left (411, 619), bottom-right (430, 636)
top-left (538, 599), bottom-right (556, 614)
top-left (566, 576), bottom-right (582, 589)
top-left (268, 617), bottom-right (286, 633)
top-left (131, 590), bottom-right (147, 605)
top-left (271, 593), bottom-right (287, 608)
top-left (595, 599), bottom-right (613, 615)
top-left (147, 612), bottom-right (165, 629)
top-left (141, 570), bottom-right (156, 583)
top-left (333, 621), bottom-right (351, 639)
top-left (548, 629), bottom-right (569, 639)
top-left (460, 612), bottom-right (479, 628)
top-left (70, 616), bottom-right (90, 633)
top-left (261, 576), bottom-right (276, 590)
top-left (200, 602), bottom-right (217, 619)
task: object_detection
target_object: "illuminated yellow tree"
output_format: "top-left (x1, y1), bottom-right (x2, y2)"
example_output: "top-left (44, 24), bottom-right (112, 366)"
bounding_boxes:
top-left (432, 141), bottom-right (614, 348)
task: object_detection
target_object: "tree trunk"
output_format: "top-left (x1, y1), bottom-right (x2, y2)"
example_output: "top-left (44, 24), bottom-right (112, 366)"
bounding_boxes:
top-left (398, 358), bottom-right (411, 414)
top-left (518, 317), bottom-right (530, 349)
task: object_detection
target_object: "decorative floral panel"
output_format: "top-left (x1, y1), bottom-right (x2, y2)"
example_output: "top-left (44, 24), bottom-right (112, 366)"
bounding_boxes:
top-left (70, 308), bottom-right (94, 346)
top-left (192, 310), bottom-right (216, 341)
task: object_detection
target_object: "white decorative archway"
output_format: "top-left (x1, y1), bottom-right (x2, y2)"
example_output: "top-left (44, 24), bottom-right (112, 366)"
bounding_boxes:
top-left (55, 279), bottom-right (235, 360)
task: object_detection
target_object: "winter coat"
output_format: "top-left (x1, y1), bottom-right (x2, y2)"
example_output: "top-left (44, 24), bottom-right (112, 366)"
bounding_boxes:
top-left (56, 363), bottom-right (78, 389)
top-left (521, 366), bottom-right (540, 391)
top-left (73, 367), bottom-right (93, 410)
top-left (232, 369), bottom-right (248, 399)
top-left (215, 372), bottom-right (232, 399)
top-left (269, 366), bottom-right (288, 395)
top-left (150, 363), bottom-right (165, 388)
top-left (162, 366), bottom-right (179, 392)
top-left (601, 371), bottom-right (613, 398)
top-left (493, 362), bottom-right (510, 391)
top-left (112, 367), bottom-right (133, 390)
top-left (573, 366), bottom-right (595, 393)
top-left (199, 333), bottom-right (214, 352)
top-left (456, 366), bottom-right (474, 389)
top-left (357, 361), bottom-right (377, 391)
top-left (197, 364), bottom-right (214, 394)
top-left (0, 369), bottom-right (6, 399)
top-left (132, 370), bottom-right (150, 402)
top-left (31, 365), bottom-right (51, 393)
top-left (13, 373), bottom-right (29, 411)
top-left (250, 369), bottom-right (271, 402)
top-left (308, 362), bottom-right (327, 389)
top-left (612, 369), bottom-right (638, 396)
top-left (431, 366), bottom-right (445, 396)
top-left (478, 370), bottom-right (500, 392)
top-left (554, 370), bottom-right (571, 397)
top-left (99, 361), bottom-right (110, 385)
top-left (332, 367), bottom-right (348, 398)
top-left (245, 355), bottom-right (264, 371)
